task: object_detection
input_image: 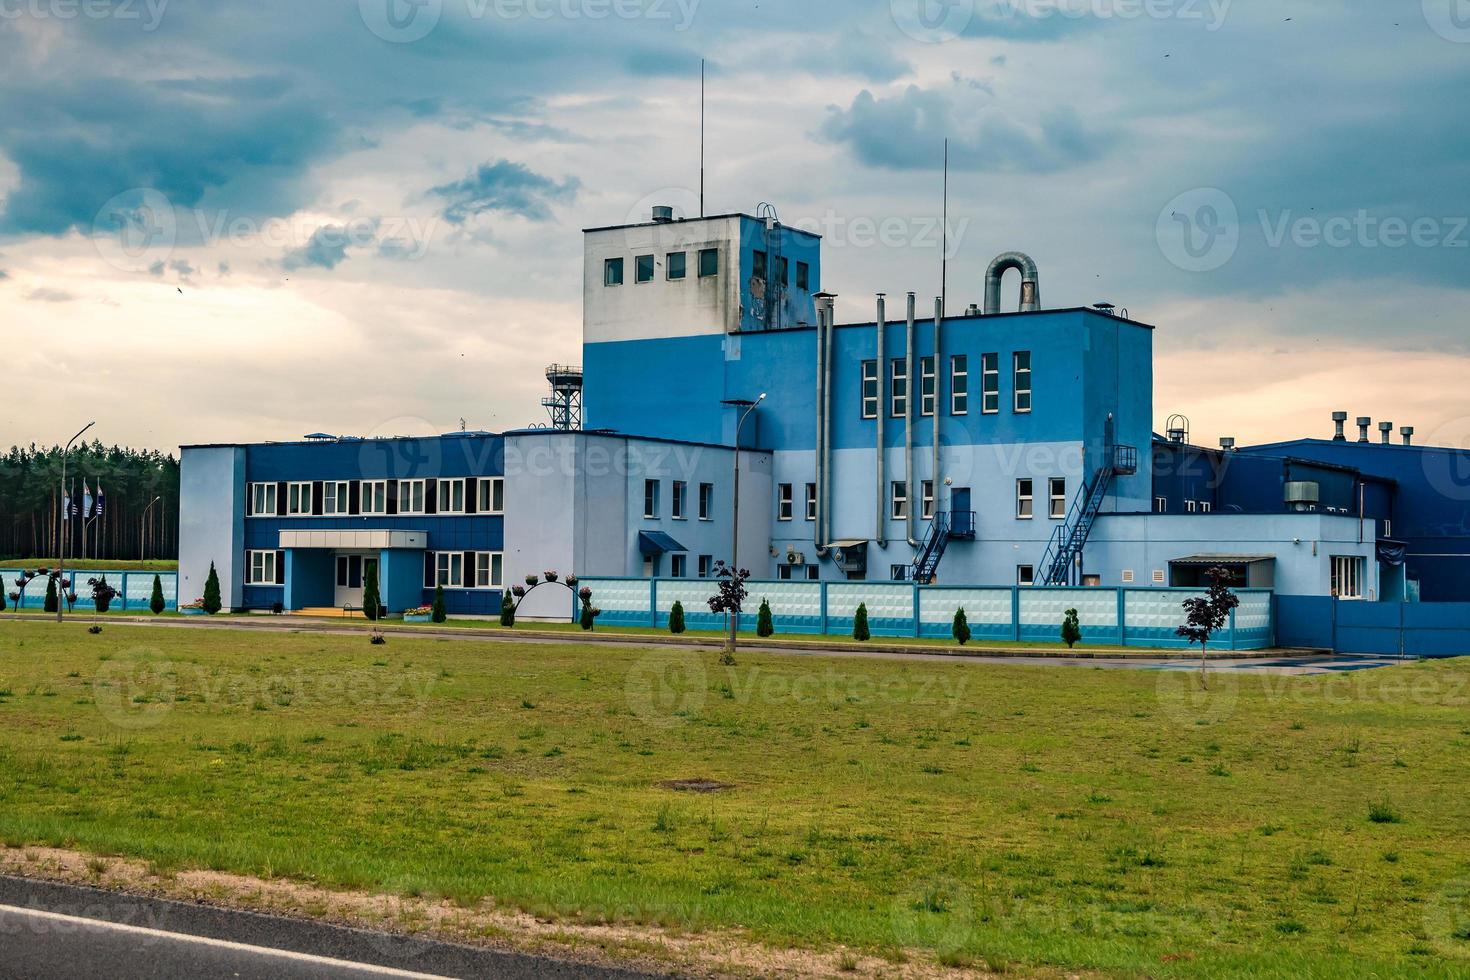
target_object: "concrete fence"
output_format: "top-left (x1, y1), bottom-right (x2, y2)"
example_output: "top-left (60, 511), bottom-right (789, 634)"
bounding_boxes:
top-left (577, 577), bottom-right (1275, 650)
top-left (1276, 595), bottom-right (1470, 657)
top-left (2, 569), bottom-right (179, 613)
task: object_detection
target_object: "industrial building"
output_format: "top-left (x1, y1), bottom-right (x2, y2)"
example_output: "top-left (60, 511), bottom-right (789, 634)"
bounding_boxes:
top-left (178, 205), bottom-right (1469, 637)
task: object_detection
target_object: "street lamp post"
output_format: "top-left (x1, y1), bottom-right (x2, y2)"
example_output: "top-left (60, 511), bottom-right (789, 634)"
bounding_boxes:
top-left (141, 496), bottom-right (162, 560)
top-left (57, 421), bottom-right (96, 623)
top-left (721, 394), bottom-right (765, 655)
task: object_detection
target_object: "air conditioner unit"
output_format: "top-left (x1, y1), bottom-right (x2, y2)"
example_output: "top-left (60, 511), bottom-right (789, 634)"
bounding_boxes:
top-left (785, 548), bottom-right (805, 565)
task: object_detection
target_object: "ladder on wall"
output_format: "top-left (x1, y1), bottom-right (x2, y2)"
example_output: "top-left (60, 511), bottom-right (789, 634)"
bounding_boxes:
top-left (910, 512), bottom-right (951, 585)
top-left (1037, 444), bottom-right (1137, 587)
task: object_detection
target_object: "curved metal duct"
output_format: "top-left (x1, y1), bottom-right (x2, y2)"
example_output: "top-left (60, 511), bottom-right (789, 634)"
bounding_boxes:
top-left (983, 252), bottom-right (1040, 314)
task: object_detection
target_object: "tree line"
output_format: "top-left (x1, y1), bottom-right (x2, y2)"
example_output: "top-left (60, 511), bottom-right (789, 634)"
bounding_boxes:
top-left (0, 442), bottom-right (180, 561)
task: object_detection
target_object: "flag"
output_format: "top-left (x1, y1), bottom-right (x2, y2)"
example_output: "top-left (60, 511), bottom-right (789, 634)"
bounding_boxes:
top-left (82, 480), bottom-right (93, 519)
top-left (69, 483), bottom-right (79, 517)
top-left (95, 481), bottom-right (105, 518)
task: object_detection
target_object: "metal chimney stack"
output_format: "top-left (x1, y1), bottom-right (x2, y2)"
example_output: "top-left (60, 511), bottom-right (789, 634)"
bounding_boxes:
top-left (1356, 417), bottom-right (1372, 442)
top-left (1401, 426), bottom-right (1414, 446)
top-left (1331, 411), bottom-right (1348, 441)
top-left (1379, 421), bottom-right (1393, 444)
top-left (1219, 437), bottom-right (1236, 452)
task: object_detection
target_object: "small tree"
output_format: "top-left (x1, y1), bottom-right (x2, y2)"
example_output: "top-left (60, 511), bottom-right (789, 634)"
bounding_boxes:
top-left (755, 598), bottom-right (774, 637)
top-left (853, 602), bottom-right (870, 642)
top-left (1177, 567), bottom-right (1240, 689)
top-left (203, 562), bottom-right (222, 614)
top-left (91, 576), bottom-right (118, 614)
top-left (149, 574), bottom-right (165, 615)
top-left (1061, 607), bottom-right (1082, 649)
top-left (952, 607), bottom-right (971, 646)
top-left (431, 584), bottom-right (447, 623)
top-left (500, 590), bottom-right (516, 627)
top-left (362, 563), bottom-right (381, 621)
top-left (44, 576), bottom-right (58, 614)
top-left (668, 599), bottom-right (686, 634)
top-left (706, 561), bottom-right (751, 665)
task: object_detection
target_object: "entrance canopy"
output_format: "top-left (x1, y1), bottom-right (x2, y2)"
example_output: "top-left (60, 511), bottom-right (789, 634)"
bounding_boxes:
top-left (1168, 554), bottom-right (1275, 589)
top-left (638, 530), bottom-right (686, 555)
top-left (279, 529), bottom-right (426, 550)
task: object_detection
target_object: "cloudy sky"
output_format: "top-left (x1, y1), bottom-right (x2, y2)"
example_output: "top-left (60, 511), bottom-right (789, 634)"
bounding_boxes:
top-left (3, 0), bottom-right (1467, 453)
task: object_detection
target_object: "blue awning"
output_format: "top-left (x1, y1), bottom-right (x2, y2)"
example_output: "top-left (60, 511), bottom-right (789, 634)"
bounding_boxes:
top-left (638, 531), bottom-right (687, 555)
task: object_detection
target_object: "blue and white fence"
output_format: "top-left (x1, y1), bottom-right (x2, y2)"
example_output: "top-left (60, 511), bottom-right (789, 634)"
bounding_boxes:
top-left (577, 578), bottom-right (1275, 650)
top-left (2, 569), bottom-right (178, 613)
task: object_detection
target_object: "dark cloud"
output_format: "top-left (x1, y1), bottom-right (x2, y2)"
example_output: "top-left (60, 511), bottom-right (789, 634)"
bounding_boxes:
top-left (821, 85), bottom-right (1112, 173)
top-left (429, 161), bottom-right (579, 224)
top-left (282, 225), bottom-right (359, 271)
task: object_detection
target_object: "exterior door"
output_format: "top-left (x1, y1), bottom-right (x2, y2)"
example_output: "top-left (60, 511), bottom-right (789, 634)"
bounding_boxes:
top-left (950, 488), bottom-right (973, 535)
top-left (334, 554), bottom-right (365, 608)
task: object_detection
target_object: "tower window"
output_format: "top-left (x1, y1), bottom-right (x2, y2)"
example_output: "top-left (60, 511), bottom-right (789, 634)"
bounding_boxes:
top-left (795, 261), bottom-right (810, 290)
top-left (604, 257), bottom-right (624, 286)
top-left (666, 251), bottom-right (686, 280)
top-left (698, 247), bottom-right (719, 277)
top-left (635, 254), bottom-right (655, 283)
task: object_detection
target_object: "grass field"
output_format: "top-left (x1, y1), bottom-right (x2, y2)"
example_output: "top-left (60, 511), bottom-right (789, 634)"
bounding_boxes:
top-left (0, 558), bottom-right (178, 571)
top-left (0, 620), bottom-right (1466, 977)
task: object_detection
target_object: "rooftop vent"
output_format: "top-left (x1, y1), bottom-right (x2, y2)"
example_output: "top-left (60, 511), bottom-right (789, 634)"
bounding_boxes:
top-left (1219, 437), bottom-right (1236, 452)
top-left (1092, 302), bottom-right (1116, 315)
top-left (651, 205), bottom-right (674, 223)
top-left (1331, 411), bottom-right (1348, 441)
top-left (965, 303), bottom-right (980, 316)
top-left (1401, 426), bottom-right (1415, 446)
top-left (1357, 417), bottom-right (1372, 443)
top-left (1379, 421), bottom-right (1394, 445)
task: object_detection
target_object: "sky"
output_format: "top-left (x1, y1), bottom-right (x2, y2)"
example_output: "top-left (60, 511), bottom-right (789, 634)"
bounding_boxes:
top-left (2, 0), bottom-right (1468, 454)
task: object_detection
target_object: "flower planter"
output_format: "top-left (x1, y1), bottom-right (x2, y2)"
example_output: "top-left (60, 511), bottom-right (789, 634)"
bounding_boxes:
top-left (403, 614), bottom-right (432, 623)
top-left (179, 607), bottom-right (207, 616)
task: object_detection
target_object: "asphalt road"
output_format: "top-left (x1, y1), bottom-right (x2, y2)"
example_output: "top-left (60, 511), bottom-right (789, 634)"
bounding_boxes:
top-left (0, 875), bottom-right (662, 980)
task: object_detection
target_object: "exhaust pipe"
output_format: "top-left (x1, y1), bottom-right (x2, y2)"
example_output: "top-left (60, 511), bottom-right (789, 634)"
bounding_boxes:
top-left (875, 294), bottom-right (887, 548)
top-left (932, 295), bottom-right (943, 528)
top-left (1379, 421), bottom-right (1393, 445)
top-left (983, 252), bottom-right (1040, 314)
top-left (904, 293), bottom-right (920, 549)
top-left (813, 295), bottom-right (834, 557)
top-left (1401, 426), bottom-right (1414, 446)
top-left (1357, 417), bottom-right (1372, 443)
top-left (1331, 411), bottom-right (1348, 441)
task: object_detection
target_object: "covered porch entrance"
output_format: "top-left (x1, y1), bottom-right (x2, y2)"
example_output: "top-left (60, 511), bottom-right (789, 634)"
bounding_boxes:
top-left (279, 529), bottom-right (427, 614)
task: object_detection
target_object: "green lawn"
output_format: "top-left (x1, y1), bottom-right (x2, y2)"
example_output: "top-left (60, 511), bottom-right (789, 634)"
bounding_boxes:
top-left (0, 621), bottom-right (1466, 977)
top-left (0, 558), bottom-right (178, 572)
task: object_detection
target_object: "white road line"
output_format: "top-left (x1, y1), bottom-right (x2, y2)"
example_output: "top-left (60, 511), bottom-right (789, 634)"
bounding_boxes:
top-left (0, 903), bottom-right (457, 979)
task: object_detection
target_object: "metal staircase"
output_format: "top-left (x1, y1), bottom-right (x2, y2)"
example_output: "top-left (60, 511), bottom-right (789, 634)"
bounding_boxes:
top-left (1037, 444), bottom-right (1138, 587)
top-left (910, 509), bottom-right (977, 585)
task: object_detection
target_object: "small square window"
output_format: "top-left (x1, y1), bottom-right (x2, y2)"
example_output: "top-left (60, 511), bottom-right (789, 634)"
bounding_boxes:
top-left (667, 251), bottom-right (686, 280)
top-left (604, 257), bottom-right (624, 286)
top-left (752, 249), bottom-right (767, 281)
top-left (698, 247), bottom-right (718, 277)
top-left (795, 261), bottom-right (810, 290)
top-left (1016, 479), bottom-right (1034, 519)
top-left (1018, 565), bottom-right (1035, 587)
top-left (635, 254), bottom-right (655, 283)
top-left (698, 555), bottom-right (713, 578)
top-left (777, 483), bottom-right (793, 521)
top-left (671, 554), bottom-right (687, 578)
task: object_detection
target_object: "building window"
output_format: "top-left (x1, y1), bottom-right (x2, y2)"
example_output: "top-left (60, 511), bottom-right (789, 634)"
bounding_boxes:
top-left (773, 255), bottom-right (788, 284)
top-left (635, 253), bottom-right (655, 283)
top-left (1013, 351), bottom-right (1032, 413)
top-left (1153, 569), bottom-right (1166, 584)
top-left (477, 477), bottom-right (504, 514)
top-left (982, 352), bottom-right (999, 414)
top-left (671, 554), bottom-right (687, 578)
top-left (643, 479), bottom-right (660, 519)
top-left (777, 483), bottom-right (793, 521)
top-left (1121, 569), bottom-right (1135, 583)
top-left (671, 481), bottom-right (687, 520)
top-left (474, 552), bottom-right (503, 589)
top-left (437, 478), bottom-right (465, 514)
top-left (806, 565), bottom-right (819, 580)
top-left (891, 564), bottom-right (910, 581)
top-left (287, 481), bottom-right (312, 516)
top-left (398, 479), bottom-right (425, 515)
top-left (1199, 501), bottom-right (1213, 513)
top-left (891, 481), bottom-right (908, 520)
top-left (752, 249), bottom-right (767, 280)
top-left (361, 480), bottom-right (388, 515)
top-left (666, 251), bottom-right (686, 280)
top-left (1186, 500), bottom-right (1198, 513)
top-left (604, 257), bottom-right (623, 286)
top-left (1154, 496), bottom-right (1168, 513)
top-left (1016, 479), bottom-right (1034, 519)
top-left (1049, 478), bottom-right (1067, 519)
top-left (698, 482), bottom-right (713, 520)
top-left (920, 356), bottom-right (936, 417)
top-left (246, 550), bottom-right (277, 585)
top-left (805, 483), bottom-right (817, 521)
top-left (1383, 518), bottom-right (1393, 538)
top-left (921, 480), bottom-right (935, 520)
top-left (795, 261), bottom-right (810, 290)
top-left (1017, 565), bottom-right (1035, 587)
top-left (322, 480), bottom-right (348, 516)
top-left (890, 358), bottom-right (908, 418)
top-left (248, 483), bottom-right (276, 517)
top-left (861, 360), bottom-right (879, 419)
top-left (436, 551), bottom-right (464, 588)
top-left (950, 355), bottom-right (968, 415)
top-left (1332, 556), bottom-right (1365, 599)
top-left (698, 247), bottom-right (718, 277)
top-left (698, 554), bottom-right (713, 578)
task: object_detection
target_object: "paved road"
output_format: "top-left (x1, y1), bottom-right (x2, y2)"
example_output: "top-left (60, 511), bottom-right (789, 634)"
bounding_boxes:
top-left (0, 875), bottom-right (661, 980)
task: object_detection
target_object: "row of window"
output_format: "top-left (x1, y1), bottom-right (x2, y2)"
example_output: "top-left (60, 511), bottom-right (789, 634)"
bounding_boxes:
top-left (773, 478), bottom-right (1070, 522)
top-left (247, 478), bottom-right (504, 518)
top-left (860, 352), bottom-right (1030, 419)
top-left (604, 248), bottom-right (812, 290)
top-left (1017, 478), bottom-right (1070, 520)
top-left (1153, 497), bottom-right (1214, 514)
top-left (643, 480), bottom-right (715, 521)
top-left (426, 551), bottom-right (504, 589)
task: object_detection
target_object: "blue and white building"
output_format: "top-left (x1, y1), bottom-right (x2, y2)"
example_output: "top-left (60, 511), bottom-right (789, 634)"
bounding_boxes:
top-left (178, 204), bottom-right (1470, 632)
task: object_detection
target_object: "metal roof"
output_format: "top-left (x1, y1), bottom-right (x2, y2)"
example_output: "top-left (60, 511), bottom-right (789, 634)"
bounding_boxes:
top-left (1168, 554), bottom-right (1276, 565)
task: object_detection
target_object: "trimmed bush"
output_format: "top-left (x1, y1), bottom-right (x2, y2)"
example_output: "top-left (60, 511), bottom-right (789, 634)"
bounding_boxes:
top-left (44, 576), bottom-right (58, 614)
top-left (953, 607), bottom-right (971, 646)
top-left (580, 594), bottom-right (597, 631)
top-left (431, 585), bottom-right (447, 623)
top-left (362, 563), bottom-right (381, 622)
top-left (149, 574), bottom-right (165, 615)
top-left (93, 576), bottom-right (116, 614)
top-left (1061, 607), bottom-right (1082, 649)
top-left (755, 598), bottom-right (774, 637)
top-left (853, 602), bottom-right (870, 642)
top-left (203, 562), bottom-right (222, 614)
top-left (668, 600), bottom-right (686, 634)
top-left (500, 590), bottom-right (516, 627)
